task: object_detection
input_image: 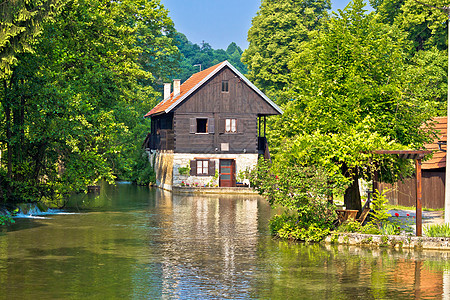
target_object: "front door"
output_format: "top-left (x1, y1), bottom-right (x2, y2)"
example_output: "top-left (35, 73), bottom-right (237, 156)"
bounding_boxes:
top-left (219, 159), bottom-right (235, 187)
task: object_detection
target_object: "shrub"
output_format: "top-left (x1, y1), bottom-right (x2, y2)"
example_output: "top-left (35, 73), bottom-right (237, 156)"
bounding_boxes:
top-left (270, 214), bottom-right (331, 242)
top-left (178, 165), bottom-right (190, 176)
top-left (252, 158), bottom-right (339, 242)
top-left (424, 224), bottom-right (450, 237)
top-left (337, 220), bottom-right (362, 233)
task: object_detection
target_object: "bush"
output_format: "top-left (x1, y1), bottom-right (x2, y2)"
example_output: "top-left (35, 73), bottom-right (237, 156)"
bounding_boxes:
top-left (269, 214), bottom-right (331, 242)
top-left (252, 158), bottom-right (339, 242)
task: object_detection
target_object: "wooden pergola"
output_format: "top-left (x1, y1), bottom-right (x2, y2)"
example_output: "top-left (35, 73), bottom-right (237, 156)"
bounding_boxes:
top-left (372, 150), bottom-right (432, 236)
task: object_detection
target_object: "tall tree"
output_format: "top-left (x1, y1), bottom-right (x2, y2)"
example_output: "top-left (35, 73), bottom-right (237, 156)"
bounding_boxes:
top-left (374, 0), bottom-right (448, 51)
top-left (271, 0), bottom-right (434, 210)
top-left (242, 0), bottom-right (330, 102)
top-left (0, 0), bottom-right (61, 79)
top-left (1, 0), bottom-right (179, 203)
top-left (172, 32), bottom-right (247, 82)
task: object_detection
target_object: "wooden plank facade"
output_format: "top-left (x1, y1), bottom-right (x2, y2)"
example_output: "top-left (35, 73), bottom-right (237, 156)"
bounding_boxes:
top-left (377, 168), bottom-right (445, 209)
top-left (378, 117), bottom-right (447, 209)
top-left (146, 64), bottom-right (279, 154)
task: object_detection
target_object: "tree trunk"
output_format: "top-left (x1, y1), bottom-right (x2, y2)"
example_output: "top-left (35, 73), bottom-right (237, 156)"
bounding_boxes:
top-left (342, 164), bottom-right (362, 212)
top-left (344, 175), bottom-right (362, 212)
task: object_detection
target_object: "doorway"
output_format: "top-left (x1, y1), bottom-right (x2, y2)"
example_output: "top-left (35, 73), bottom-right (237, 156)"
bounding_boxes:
top-left (219, 159), bottom-right (235, 187)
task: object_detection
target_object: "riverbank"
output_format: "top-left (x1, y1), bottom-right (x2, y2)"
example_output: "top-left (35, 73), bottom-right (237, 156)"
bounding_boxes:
top-left (172, 186), bottom-right (259, 195)
top-left (322, 209), bottom-right (449, 250)
top-left (323, 232), bottom-right (450, 250)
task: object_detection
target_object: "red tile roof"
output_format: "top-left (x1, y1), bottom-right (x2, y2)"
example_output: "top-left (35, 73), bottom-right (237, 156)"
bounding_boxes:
top-left (422, 117), bottom-right (447, 170)
top-left (144, 60), bottom-right (282, 117)
top-left (144, 62), bottom-right (225, 117)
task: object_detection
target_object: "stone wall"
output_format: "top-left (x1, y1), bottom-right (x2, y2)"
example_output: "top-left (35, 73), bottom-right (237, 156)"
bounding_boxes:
top-left (150, 151), bottom-right (258, 190)
top-left (172, 153), bottom-right (258, 187)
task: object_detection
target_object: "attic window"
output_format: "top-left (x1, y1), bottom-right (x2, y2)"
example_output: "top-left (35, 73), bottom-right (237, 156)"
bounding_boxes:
top-left (222, 80), bottom-right (229, 92)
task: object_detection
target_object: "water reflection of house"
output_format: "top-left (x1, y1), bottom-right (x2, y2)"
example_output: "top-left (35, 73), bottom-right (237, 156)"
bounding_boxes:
top-left (143, 61), bottom-right (282, 190)
top-left (379, 117), bottom-right (446, 209)
top-left (156, 193), bottom-right (262, 297)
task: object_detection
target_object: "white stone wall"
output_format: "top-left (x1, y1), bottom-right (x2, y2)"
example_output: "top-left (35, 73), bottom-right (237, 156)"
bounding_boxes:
top-left (172, 153), bottom-right (258, 187)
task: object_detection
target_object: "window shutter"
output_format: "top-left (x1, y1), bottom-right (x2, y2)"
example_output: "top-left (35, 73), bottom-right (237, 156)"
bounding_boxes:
top-left (208, 118), bottom-right (215, 133)
top-left (219, 119), bottom-right (225, 133)
top-left (190, 160), bottom-right (196, 176)
top-left (208, 160), bottom-right (215, 176)
top-left (237, 119), bottom-right (243, 133)
top-left (190, 118), bottom-right (196, 134)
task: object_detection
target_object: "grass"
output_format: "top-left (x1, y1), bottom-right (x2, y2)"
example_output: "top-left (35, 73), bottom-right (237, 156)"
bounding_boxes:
top-left (386, 204), bottom-right (443, 212)
top-left (424, 223), bottom-right (450, 237)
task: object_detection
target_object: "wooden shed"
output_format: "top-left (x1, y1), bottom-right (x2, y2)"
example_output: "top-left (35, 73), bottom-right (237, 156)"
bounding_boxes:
top-left (378, 117), bottom-right (446, 209)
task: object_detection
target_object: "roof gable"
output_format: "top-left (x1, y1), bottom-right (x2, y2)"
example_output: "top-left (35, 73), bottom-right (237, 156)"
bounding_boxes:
top-left (144, 61), bottom-right (283, 117)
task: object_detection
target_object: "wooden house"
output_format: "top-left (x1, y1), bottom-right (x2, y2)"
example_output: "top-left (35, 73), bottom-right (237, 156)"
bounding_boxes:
top-left (378, 117), bottom-right (446, 209)
top-left (144, 61), bottom-right (282, 190)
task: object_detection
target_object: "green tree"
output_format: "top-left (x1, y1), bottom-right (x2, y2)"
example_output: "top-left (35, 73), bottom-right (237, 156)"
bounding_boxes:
top-left (374, 0), bottom-right (448, 51)
top-left (271, 0), bottom-right (433, 210)
top-left (0, 0), bottom-right (61, 79)
top-left (173, 32), bottom-right (247, 82)
top-left (242, 0), bottom-right (330, 102)
top-left (0, 0), bottom-right (178, 203)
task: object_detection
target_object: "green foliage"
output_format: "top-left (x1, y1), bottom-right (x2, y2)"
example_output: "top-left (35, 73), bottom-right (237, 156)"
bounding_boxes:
top-left (178, 165), bottom-right (190, 176)
top-left (0, 0), bottom-right (178, 203)
top-left (269, 214), bottom-right (331, 242)
top-left (424, 223), bottom-right (450, 237)
top-left (360, 223), bottom-right (381, 235)
top-left (173, 33), bottom-right (247, 82)
top-left (337, 220), bottom-right (362, 233)
top-left (263, 0), bottom-right (434, 209)
top-left (251, 158), bottom-right (337, 242)
top-left (242, 0), bottom-right (330, 100)
top-left (369, 190), bottom-right (391, 230)
top-left (0, 214), bottom-right (15, 226)
top-left (337, 220), bottom-right (382, 234)
top-left (377, 0), bottom-right (448, 51)
top-left (0, 0), bottom-right (62, 79)
top-left (381, 223), bottom-right (400, 235)
top-left (127, 151), bottom-right (156, 186)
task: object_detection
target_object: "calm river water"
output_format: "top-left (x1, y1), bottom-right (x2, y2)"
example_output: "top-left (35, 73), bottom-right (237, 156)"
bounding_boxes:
top-left (1, 183), bottom-right (449, 299)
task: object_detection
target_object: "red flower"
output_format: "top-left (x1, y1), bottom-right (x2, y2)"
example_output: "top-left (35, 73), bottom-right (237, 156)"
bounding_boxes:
top-left (406, 214), bottom-right (410, 217)
top-left (395, 213), bottom-right (399, 217)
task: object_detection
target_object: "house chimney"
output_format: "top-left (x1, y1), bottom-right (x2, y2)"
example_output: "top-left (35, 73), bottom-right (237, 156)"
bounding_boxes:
top-left (173, 79), bottom-right (181, 96)
top-left (164, 83), bottom-right (171, 100)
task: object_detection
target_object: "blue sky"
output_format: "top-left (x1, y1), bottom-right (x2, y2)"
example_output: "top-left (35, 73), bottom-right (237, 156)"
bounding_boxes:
top-left (160, 0), bottom-right (353, 50)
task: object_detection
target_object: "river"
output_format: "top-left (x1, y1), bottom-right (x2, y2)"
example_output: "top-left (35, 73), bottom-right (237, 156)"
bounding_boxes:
top-left (0, 183), bottom-right (448, 299)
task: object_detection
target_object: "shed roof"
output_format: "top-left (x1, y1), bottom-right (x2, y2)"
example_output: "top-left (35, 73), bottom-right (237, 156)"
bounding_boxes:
top-left (422, 116), bottom-right (447, 170)
top-left (144, 60), bottom-right (283, 117)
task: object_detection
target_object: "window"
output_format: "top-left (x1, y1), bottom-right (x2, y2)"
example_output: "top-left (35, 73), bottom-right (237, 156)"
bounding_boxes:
top-left (197, 118), bottom-right (208, 133)
top-left (222, 80), bottom-right (229, 92)
top-left (190, 118), bottom-right (215, 134)
top-left (196, 160), bottom-right (209, 175)
top-left (225, 119), bottom-right (236, 133)
top-left (190, 159), bottom-right (215, 176)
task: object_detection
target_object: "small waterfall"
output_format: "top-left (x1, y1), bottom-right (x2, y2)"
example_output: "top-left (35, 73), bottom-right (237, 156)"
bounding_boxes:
top-left (13, 203), bottom-right (74, 219)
